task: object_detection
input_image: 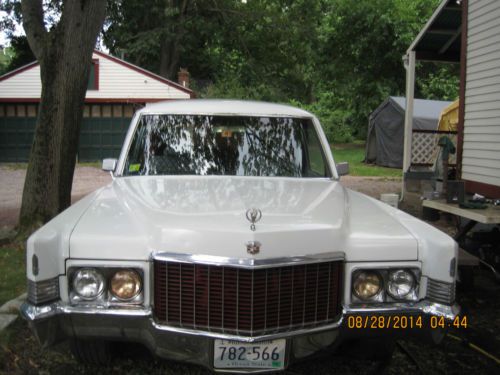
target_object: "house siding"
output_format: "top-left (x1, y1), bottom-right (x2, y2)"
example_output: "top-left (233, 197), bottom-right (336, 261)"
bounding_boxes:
top-left (462, 0), bottom-right (500, 191)
top-left (0, 52), bottom-right (191, 101)
top-left (87, 53), bottom-right (190, 100)
top-left (0, 65), bottom-right (41, 99)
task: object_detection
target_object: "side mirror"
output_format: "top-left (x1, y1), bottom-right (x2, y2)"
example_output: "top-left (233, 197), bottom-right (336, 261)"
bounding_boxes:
top-left (336, 162), bottom-right (349, 176)
top-left (102, 158), bottom-right (117, 172)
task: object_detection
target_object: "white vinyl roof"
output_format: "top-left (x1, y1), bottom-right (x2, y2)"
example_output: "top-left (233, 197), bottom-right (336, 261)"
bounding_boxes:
top-left (140, 99), bottom-right (314, 117)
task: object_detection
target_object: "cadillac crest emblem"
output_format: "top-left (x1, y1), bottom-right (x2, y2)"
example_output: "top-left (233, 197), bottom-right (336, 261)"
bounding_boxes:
top-left (246, 241), bottom-right (262, 255)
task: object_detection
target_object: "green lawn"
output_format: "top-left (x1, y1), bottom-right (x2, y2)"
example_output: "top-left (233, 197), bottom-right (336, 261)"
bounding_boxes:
top-left (0, 242), bottom-right (26, 306)
top-left (331, 143), bottom-right (402, 177)
top-left (1, 145), bottom-right (399, 178)
top-left (1, 162), bottom-right (101, 170)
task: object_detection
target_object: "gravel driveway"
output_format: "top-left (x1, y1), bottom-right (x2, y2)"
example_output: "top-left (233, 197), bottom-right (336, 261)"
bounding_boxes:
top-left (0, 166), bottom-right (112, 230)
top-left (0, 165), bottom-right (401, 229)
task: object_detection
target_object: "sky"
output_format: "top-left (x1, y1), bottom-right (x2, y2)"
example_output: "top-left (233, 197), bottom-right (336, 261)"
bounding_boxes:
top-left (0, 10), bottom-right (23, 48)
top-left (0, 10), bottom-right (108, 53)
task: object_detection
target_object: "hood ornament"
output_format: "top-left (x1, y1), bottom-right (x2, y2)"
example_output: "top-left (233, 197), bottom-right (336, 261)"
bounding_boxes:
top-left (246, 241), bottom-right (261, 255)
top-left (245, 208), bottom-right (262, 231)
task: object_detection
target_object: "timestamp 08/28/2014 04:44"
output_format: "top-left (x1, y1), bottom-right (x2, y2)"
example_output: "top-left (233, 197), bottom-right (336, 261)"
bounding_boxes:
top-left (346, 315), bottom-right (468, 330)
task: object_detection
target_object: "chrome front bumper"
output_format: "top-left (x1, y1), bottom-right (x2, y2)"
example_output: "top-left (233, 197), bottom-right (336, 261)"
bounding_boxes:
top-left (21, 300), bottom-right (460, 373)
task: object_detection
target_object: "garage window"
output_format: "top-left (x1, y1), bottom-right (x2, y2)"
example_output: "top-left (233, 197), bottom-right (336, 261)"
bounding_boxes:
top-left (87, 59), bottom-right (99, 90)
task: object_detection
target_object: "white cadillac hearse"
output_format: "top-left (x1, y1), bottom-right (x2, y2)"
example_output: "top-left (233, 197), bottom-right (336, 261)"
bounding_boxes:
top-left (22, 100), bottom-right (459, 372)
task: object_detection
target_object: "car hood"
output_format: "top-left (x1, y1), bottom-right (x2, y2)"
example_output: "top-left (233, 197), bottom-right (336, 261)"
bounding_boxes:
top-left (69, 176), bottom-right (418, 261)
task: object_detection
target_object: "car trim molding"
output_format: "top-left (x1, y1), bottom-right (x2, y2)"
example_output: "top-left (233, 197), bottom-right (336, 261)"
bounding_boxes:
top-left (21, 300), bottom-right (460, 341)
top-left (151, 251), bottom-right (345, 269)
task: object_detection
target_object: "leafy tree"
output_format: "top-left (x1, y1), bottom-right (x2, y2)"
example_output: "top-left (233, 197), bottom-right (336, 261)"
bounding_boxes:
top-left (104, 0), bottom-right (325, 103)
top-left (316, 0), bottom-right (444, 138)
top-left (417, 64), bottom-right (460, 101)
top-left (104, 0), bottom-right (221, 80)
top-left (0, 1), bottom-right (33, 74)
top-left (0, 35), bottom-right (36, 73)
top-left (18, 0), bottom-right (106, 229)
top-left (3, 0), bottom-right (459, 179)
top-left (0, 49), bottom-right (12, 75)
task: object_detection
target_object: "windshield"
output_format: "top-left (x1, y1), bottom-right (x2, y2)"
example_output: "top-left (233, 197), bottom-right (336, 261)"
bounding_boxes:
top-left (123, 114), bottom-right (330, 178)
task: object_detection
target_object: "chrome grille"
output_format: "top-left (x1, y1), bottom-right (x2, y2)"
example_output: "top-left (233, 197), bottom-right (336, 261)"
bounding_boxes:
top-left (153, 260), bottom-right (343, 336)
top-left (427, 278), bottom-right (455, 305)
top-left (27, 278), bottom-right (59, 305)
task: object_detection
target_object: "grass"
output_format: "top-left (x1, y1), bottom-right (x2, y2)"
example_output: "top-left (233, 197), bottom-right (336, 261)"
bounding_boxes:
top-left (78, 161), bottom-right (101, 168)
top-left (0, 242), bottom-right (26, 307)
top-left (1, 163), bottom-right (28, 171)
top-left (331, 143), bottom-right (402, 178)
top-left (1, 145), bottom-right (398, 178)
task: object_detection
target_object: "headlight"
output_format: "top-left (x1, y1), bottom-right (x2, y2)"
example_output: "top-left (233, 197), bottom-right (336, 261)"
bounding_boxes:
top-left (353, 271), bottom-right (382, 300)
top-left (387, 269), bottom-right (415, 299)
top-left (110, 269), bottom-right (142, 301)
top-left (72, 268), bottom-right (105, 300)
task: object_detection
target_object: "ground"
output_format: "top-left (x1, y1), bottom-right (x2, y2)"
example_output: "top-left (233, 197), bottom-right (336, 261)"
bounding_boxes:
top-left (0, 165), bottom-right (499, 374)
top-left (0, 165), bottom-right (112, 231)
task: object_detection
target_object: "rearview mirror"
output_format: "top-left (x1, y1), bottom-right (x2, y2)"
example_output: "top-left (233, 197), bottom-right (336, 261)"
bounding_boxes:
top-left (336, 162), bottom-right (349, 176)
top-left (102, 158), bottom-right (117, 172)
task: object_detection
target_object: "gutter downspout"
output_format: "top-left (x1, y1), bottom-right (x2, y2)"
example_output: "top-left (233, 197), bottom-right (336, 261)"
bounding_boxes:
top-left (401, 50), bottom-right (416, 202)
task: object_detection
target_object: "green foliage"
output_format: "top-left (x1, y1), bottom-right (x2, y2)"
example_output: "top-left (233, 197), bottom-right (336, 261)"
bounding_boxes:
top-left (199, 0), bottom-right (454, 142)
top-left (290, 92), bottom-right (354, 143)
top-left (0, 36), bottom-right (36, 74)
top-left (0, 242), bottom-right (25, 306)
top-left (0, 48), bottom-right (12, 75)
top-left (316, 0), bottom-right (445, 139)
top-left (1, 0), bottom-right (457, 142)
top-left (198, 76), bottom-right (289, 103)
top-left (332, 144), bottom-right (402, 177)
top-left (0, 1), bottom-right (36, 74)
top-left (418, 65), bottom-right (460, 101)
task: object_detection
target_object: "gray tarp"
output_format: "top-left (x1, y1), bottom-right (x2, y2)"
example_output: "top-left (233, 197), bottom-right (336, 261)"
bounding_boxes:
top-left (364, 96), bottom-right (452, 168)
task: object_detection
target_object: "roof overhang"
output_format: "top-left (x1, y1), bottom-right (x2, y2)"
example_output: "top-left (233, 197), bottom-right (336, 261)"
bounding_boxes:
top-left (0, 49), bottom-right (195, 98)
top-left (407, 0), bottom-right (462, 63)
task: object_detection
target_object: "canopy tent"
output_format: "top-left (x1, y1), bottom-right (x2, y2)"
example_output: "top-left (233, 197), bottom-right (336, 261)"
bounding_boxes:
top-left (365, 96), bottom-right (452, 168)
top-left (438, 99), bottom-right (459, 131)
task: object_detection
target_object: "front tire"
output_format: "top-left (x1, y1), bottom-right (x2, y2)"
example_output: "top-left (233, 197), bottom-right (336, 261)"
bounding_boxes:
top-left (70, 339), bottom-right (112, 365)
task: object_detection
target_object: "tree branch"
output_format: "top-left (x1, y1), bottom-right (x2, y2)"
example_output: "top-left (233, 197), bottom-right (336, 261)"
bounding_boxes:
top-left (211, 0), bottom-right (252, 59)
top-left (21, 0), bottom-right (47, 60)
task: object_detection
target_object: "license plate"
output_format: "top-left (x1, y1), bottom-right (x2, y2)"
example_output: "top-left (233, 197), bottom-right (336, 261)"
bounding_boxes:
top-left (213, 339), bottom-right (286, 369)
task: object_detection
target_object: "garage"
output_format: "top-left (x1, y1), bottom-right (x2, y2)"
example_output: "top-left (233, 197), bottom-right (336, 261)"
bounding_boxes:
top-left (0, 50), bottom-right (194, 162)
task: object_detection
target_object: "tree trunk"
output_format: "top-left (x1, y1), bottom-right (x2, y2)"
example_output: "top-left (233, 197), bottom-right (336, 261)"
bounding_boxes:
top-left (159, 38), bottom-right (179, 80)
top-left (159, 0), bottom-right (189, 80)
top-left (19, 0), bottom-right (106, 229)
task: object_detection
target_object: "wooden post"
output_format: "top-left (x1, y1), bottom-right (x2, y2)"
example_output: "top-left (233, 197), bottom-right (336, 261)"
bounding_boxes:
top-left (402, 51), bottom-right (416, 200)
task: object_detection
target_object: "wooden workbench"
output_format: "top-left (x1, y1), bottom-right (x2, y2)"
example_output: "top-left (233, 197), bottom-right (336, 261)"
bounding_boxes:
top-left (422, 199), bottom-right (500, 269)
top-left (422, 199), bottom-right (500, 225)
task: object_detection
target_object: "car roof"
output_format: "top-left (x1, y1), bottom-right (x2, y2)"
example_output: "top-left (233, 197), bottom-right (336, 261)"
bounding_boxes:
top-left (138, 99), bottom-right (314, 117)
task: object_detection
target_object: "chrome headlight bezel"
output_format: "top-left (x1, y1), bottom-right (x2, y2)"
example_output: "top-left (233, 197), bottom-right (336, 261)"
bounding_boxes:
top-left (69, 267), bottom-right (144, 306)
top-left (109, 269), bottom-right (143, 302)
top-left (72, 268), bottom-right (105, 301)
top-left (351, 267), bottom-right (420, 304)
top-left (386, 269), bottom-right (417, 300)
top-left (352, 270), bottom-right (384, 302)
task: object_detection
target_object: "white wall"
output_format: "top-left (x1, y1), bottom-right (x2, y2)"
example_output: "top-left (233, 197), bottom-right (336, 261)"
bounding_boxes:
top-left (462, 0), bottom-right (500, 187)
top-left (0, 52), bottom-right (191, 101)
top-left (0, 63), bottom-right (41, 98)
